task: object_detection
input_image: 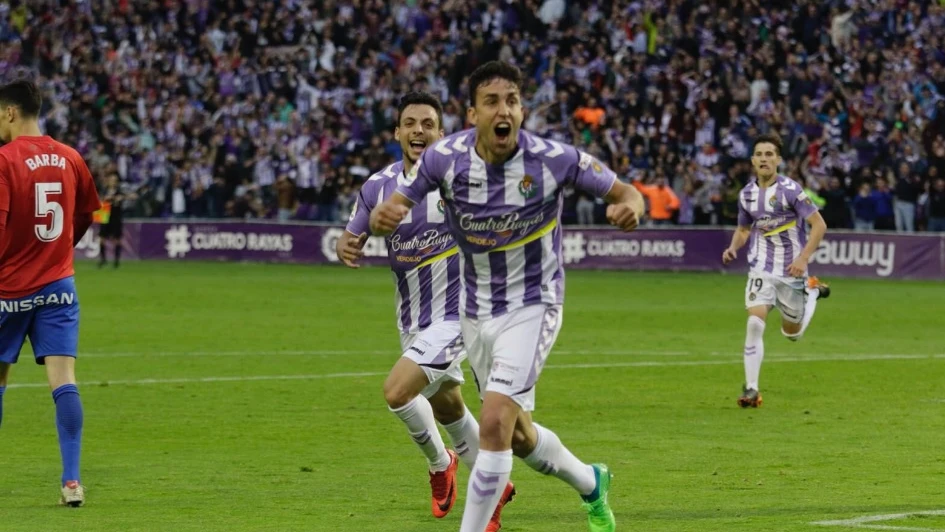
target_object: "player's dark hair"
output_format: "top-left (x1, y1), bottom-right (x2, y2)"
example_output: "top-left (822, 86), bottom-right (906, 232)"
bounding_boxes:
top-left (468, 61), bottom-right (524, 106)
top-left (397, 91), bottom-right (443, 129)
top-left (751, 133), bottom-right (783, 157)
top-left (0, 79), bottom-right (42, 118)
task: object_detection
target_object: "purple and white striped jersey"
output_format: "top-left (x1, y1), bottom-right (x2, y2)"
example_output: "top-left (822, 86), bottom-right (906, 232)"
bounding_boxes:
top-left (347, 161), bottom-right (461, 335)
top-left (396, 129), bottom-right (617, 320)
top-left (737, 175), bottom-right (819, 277)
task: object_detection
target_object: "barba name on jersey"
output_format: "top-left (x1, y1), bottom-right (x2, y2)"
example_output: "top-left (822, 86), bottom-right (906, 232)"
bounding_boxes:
top-left (24, 153), bottom-right (69, 171)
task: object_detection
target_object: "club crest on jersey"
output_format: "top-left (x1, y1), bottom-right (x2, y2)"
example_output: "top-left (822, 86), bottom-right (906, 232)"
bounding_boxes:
top-left (518, 174), bottom-right (536, 198)
top-left (436, 199), bottom-right (445, 214)
top-left (768, 195), bottom-right (777, 207)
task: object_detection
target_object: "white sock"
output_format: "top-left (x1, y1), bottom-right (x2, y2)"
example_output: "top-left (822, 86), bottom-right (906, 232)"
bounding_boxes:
top-left (522, 423), bottom-right (596, 496)
top-left (442, 407), bottom-right (480, 470)
top-left (744, 316), bottom-right (766, 390)
top-left (799, 289), bottom-right (819, 336)
top-left (460, 449), bottom-right (513, 532)
top-left (390, 395), bottom-right (452, 472)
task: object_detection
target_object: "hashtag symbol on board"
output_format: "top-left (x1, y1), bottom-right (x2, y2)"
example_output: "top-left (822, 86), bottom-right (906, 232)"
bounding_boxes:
top-left (562, 232), bottom-right (586, 264)
top-left (165, 225), bottom-right (192, 258)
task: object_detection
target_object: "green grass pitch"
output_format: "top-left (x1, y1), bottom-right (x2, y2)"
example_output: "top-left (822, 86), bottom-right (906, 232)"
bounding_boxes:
top-left (1, 262), bottom-right (943, 531)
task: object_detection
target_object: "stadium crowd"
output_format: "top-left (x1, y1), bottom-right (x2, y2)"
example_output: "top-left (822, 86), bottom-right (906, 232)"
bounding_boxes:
top-left (2, 0), bottom-right (945, 232)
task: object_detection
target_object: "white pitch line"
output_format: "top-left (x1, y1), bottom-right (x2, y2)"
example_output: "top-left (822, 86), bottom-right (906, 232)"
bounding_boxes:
top-left (6, 353), bottom-right (945, 389)
top-left (76, 348), bottom-right (696, 358)
top-left (812, 509), bottom-right (945, 531)
top-left (5, 371), bottom-right (391, 389)
top-left (75, 349), bottom-right (945, 360)
top-left (814, 526), bottom-right (940, 532)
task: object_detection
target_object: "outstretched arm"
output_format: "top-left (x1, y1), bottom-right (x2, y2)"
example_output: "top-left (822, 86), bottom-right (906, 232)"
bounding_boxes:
top-left (571, 150), bottom-right (643, 232)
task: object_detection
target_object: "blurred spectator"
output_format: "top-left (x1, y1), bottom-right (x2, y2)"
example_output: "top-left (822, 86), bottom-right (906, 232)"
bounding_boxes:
top-left (0, 0), bottom-right (942, 234)
top-left (928, 178), bottom-right (945, 232)
top-left (871, 177), bottom-right (896, 231)
top-left (853, 182), bottom-right (877, 231)
top-left (821, 177), bottom-right (851, 230)
top-left (892, 162), bottom-right (922, 232)
top-left (633, 173), bottom-right (680, 226)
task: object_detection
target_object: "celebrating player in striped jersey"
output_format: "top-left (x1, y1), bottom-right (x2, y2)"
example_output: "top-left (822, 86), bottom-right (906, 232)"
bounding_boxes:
top-left (339, 91), bottom-right (514, 530)
top-left (722, 133), bottom-right (831, 408)
top-left (370, 62), bottom-right (645, 532)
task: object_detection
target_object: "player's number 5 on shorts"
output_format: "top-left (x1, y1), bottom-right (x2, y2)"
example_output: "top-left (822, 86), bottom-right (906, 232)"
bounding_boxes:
top-left (34, 182), bottom-right (64, 242)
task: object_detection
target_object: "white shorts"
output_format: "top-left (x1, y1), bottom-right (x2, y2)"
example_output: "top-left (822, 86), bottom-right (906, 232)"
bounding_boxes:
top-left (399, 320), bottom-right (466, 398)
top-left (460, 304), bottom-right (563, 412)
top-left (744, 272), bottom-right (807, 324)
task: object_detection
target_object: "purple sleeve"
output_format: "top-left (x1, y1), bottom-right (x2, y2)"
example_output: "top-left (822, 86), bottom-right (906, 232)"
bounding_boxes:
top-left (792, 189), bottom-right (819, 220)
top-left (568, 148), bottom-right (618, 198)
top-left (395, 148), bottom-right (440, 204)
top-left (737, 194), bottom-right (753, 227)
top-left (344, 183), bottom-right (375, 236)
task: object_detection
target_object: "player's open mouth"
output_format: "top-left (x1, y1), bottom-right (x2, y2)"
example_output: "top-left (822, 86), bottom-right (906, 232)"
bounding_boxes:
top-left (408, 140), bottom-right (427, 154)
top-left (494, 123), bottom-right (512, 142)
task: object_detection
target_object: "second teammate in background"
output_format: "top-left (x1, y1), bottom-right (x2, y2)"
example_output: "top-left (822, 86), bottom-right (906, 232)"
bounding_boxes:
top-left (723, 133), bottom-right (831, 408)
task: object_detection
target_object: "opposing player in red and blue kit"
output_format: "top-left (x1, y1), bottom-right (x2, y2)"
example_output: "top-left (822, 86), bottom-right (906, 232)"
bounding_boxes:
top-left (0, 79), bottom-right (101, 507)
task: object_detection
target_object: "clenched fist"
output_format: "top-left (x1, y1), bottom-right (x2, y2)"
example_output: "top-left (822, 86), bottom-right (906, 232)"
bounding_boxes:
top-left (606, 203), bottom-right (639, 231)
top-left (370, 202), bottom-right (410, 236)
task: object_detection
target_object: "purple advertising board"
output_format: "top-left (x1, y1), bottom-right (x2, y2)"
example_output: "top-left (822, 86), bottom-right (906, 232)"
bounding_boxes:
top-left (75, 221), bottom-right (945, 281)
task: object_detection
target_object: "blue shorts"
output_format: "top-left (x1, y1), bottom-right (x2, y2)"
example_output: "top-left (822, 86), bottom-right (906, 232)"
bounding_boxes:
top-left (0, 276), bottom-right (80, 365)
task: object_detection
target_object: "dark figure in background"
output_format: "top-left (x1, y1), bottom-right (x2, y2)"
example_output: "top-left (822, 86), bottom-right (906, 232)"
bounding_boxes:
top-left (871, 177), bottom-right (895, 231)
top-left (98, 174), bottom-right (133, 268)
top-left (820, 177), bottom-right (851, 229)
top-left (928, 178), bottom-right (945, 232)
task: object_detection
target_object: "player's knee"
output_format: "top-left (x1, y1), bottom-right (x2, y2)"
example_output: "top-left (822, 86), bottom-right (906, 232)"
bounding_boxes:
top-left (746, 315), bottom-right (766, 341)
top-left (781, 326), bottom-right (803, 342)
top-left (382, 377), bottom-right (418, 410)
top-left (781, 317), bottom-right (802, 338)
top-left (478, 409), bottom-right (513, 448)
